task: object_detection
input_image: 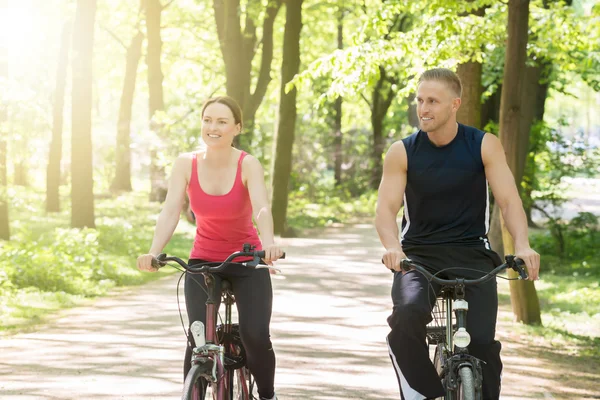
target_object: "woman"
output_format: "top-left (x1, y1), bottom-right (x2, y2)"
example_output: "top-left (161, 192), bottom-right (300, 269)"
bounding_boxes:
top-left (137, 96), bottom-right (283, 400)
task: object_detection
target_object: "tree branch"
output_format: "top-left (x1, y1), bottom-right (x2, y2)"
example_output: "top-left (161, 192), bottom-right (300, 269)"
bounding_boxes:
top-left (100, 24), bottom-right (127, 50)
top-left (247, 0), bottom-right (282, 119)
top-left (161, 0), bottom-right (176, 10)
top-left (360, 92), bottom-right (372, 109)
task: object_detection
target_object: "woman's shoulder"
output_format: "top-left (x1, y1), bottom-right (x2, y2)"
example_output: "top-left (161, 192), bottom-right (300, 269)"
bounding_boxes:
top-left (240, 151), bottom-right (262, 167)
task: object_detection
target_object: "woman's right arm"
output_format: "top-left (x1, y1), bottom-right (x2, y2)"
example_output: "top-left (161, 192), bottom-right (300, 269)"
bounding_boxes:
top-left (137, 155), bottom-right (190, 271)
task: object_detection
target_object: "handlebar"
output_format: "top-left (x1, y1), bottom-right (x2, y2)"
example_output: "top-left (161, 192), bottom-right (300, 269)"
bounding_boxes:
top-left (395, 254), bottom-right (528, 286)
top-left (151, 244), bottom-right (286, 273)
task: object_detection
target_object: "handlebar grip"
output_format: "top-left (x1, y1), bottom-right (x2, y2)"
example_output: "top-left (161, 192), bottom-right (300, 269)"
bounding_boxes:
top-left (151, 253), bottom-right (167, 269)
top-left (255, 251), bottom-right (286, 260)
top-left (400, 259), bottom-right (413, 272)
top-left (514, 257), bottom-right (529, 280)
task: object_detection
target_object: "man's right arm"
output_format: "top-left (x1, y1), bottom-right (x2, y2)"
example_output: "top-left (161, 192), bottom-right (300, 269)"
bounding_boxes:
top-left (375, 141), bottom-right (408, 272)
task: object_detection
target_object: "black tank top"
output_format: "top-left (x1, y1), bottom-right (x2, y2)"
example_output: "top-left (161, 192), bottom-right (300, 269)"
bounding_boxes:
top-left (400, 123), bottom-right (490, 248)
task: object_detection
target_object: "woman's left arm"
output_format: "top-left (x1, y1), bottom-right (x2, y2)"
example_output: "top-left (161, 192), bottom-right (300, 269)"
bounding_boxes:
top-left (244, 155), bottom-right (284, 264)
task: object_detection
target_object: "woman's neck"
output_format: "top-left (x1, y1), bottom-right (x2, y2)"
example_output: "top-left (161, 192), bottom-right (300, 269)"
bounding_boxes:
top-left (201, 146), bottom-right (237, 166)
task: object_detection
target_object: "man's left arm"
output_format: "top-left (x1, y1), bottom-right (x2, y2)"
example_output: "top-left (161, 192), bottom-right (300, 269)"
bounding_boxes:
top-left (482, 133), bottom-right (540, 280)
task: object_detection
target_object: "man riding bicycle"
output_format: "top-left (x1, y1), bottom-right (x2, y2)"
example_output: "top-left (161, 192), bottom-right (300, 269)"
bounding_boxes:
top-left (375, 68), bottom-right (540, 400)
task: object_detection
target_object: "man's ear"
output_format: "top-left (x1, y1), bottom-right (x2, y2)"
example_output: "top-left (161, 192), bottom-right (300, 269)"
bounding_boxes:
top-left (452, 97), bottom-right (462, 112)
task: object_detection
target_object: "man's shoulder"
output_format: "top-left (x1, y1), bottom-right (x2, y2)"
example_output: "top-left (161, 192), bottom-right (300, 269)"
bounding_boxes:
top-left (401, 130), bottom-right (421, 146)
top-left (459, 123), bottom-right (486, 141)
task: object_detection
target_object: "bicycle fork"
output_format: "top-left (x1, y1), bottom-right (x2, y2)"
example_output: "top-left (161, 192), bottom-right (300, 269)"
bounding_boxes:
top-left (444, 282), bottom-right (483, 397)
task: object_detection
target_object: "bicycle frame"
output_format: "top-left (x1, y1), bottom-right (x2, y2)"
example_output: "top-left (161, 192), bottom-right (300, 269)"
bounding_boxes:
top-left (189, 273), bottom-right (251, 400)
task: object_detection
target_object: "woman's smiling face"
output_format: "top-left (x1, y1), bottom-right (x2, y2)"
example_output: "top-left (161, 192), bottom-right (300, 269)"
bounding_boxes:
top-left (201, 102), bottom-right (241, 147)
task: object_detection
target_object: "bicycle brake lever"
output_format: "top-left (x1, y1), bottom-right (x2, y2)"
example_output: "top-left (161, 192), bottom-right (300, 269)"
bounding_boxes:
top-left (245, 255), bottom-right (261, 267)
top-left (255, 265), bottom-right (282, 273)
top-left (513, 257), bottom-right (529, 280)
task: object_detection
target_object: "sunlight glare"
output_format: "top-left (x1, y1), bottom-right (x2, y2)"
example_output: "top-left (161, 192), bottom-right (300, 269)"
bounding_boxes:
top-left (0, 2), bottom-right (46, 60)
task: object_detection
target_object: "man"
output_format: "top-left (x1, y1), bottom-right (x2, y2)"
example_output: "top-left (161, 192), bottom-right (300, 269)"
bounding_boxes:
top-left (375, 68), bottom-right (540, 400)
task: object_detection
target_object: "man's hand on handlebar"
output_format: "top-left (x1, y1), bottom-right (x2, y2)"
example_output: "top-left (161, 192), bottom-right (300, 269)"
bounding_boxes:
top-left (382, 248), bottom-right (408, 273)
top-left (514, 246), bottom-right (540, 281)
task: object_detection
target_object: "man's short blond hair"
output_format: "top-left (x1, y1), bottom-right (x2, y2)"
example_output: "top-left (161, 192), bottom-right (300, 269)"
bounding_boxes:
top-left (418, 68), bottom-right (462, 98)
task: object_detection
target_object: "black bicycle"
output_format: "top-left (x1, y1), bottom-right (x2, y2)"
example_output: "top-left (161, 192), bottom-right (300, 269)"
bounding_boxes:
top-left (152, 244), bottom-right (284, 400)
top-left (399, 255), bottom-right (528, 400)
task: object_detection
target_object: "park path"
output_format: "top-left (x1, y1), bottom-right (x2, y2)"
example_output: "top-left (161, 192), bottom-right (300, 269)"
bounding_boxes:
top-left (1, 224), bottom-right (599, 399)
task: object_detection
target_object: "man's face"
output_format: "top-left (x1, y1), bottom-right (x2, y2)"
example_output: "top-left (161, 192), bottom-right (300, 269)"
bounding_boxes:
top-left (416, 80), bottom-right (460, 133)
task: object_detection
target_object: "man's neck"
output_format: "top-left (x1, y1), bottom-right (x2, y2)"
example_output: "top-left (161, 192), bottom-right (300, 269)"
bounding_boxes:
top-left (426, 122), bottom-right (459, 147)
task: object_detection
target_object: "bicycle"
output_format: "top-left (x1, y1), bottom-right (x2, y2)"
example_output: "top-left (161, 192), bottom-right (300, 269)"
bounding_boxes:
top-left (398, 254), bottom-right (528, 400)
top-left (152, 244), bottom-right (284, 400)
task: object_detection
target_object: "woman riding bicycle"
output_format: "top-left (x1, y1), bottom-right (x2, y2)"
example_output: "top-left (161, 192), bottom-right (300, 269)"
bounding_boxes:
top-left (137, 96), bottom-right (284, 400)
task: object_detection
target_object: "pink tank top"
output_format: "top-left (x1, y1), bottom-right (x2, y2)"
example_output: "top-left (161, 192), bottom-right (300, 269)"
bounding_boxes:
top-left (187, 151), bottom-right (262, 261)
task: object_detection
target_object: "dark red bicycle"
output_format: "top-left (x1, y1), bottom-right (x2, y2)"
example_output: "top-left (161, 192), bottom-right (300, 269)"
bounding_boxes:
top-left (152, 244), bottom-right (283, 400)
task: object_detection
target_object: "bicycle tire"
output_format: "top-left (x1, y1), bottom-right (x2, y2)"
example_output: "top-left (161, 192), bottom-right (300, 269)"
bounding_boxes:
top-left (182, 362), bottom-right (215, 400)
top-left (228, 365), bottom-right (252, 400)
top-left (457, 366), bottom-right (476, 400)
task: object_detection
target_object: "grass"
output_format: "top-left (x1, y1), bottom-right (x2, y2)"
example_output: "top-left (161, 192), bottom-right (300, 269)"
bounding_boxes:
top-left (498, 273), bottom-right (600, 361)
top-left (0, 186), bottom-right (195, 334)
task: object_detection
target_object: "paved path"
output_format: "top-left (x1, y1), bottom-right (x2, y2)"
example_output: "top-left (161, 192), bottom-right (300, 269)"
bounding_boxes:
top-left (1, 225), bottom-right (599, 399)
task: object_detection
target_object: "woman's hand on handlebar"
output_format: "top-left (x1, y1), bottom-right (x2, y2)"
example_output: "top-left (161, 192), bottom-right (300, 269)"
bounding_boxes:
top-left (262, 244), bottom-right (284, 267)
top-left (137, 254), bottom-right (159, 272)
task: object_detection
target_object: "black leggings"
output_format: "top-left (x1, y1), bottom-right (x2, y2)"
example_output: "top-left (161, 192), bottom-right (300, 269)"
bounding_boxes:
top-left (184, 260), bottom-right (276, 399)
top-left (387, 246), bottom-right (503, 400)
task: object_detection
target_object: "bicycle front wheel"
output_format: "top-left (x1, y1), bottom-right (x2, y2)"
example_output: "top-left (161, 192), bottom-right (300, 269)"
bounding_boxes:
top-left (229, 366), bottom-right (253, 400)
top-left (457, 366), bottom-right (477, 400)
top-left (182, 362), bottom-right (216, 400)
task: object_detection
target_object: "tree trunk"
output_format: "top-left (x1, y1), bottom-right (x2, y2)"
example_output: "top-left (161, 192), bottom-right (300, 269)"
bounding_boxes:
top-left (520, 62), bottom-right (550, 225)
top-left (144, 0), bottom-right (164, 119)
top-left (71, 0), bottom-right (97, 229)
top-left (370, 67), bottom-right (396, 190)
top-left (456, 61), bottom-right (483, 129)
top-left (333, 9), bottom-right (343, 186)
top-left (456, 0), bottom-right (485, 129)
top-left (371, 112), bottom-right (385, 189)
top-left (407, 92), bottom-right (419, 131)
top-left (47, 22), bottom-right (71, 212)
top-left (13, 161), bottom-right (28, 186)
top-left (213, 0), bottom-right (282, 149)
top-left (271, 0), bottom-right (303, 236)
top-left (0, 43), bottom-right (9, 239)
top-left (498, 0), bottom-right (541, 325)
top-left (144, 0), bottom-right (167, 202)
top-left (111, 29), bottom-right (143, 193)
top-left (481, 84), bottom-right (502, 130)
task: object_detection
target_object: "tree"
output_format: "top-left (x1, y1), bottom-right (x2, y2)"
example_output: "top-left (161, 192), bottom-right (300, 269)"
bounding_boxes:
top-left (47, 22), bottom-right (71, 212)
top-left (213, 0), bottom-right (282, 148)
top-left (456, 2), bottom-right (486, 129)
top-left (111, 5), bottom-right (144, 193)
top-left (0, 35), bottom-right (9, 240)
top-left (144, 0), bottom-right (167, 202)
top-left (498, 0), bottom-right (541, 325)
top-left (71, 0), bottom-right (97, 228)
top-left (364, 14), bottom-right (411, 190)
top-left (271, 0), bottom-right (303, 236)
top-left (333, 7), bottom-right (344, 186)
